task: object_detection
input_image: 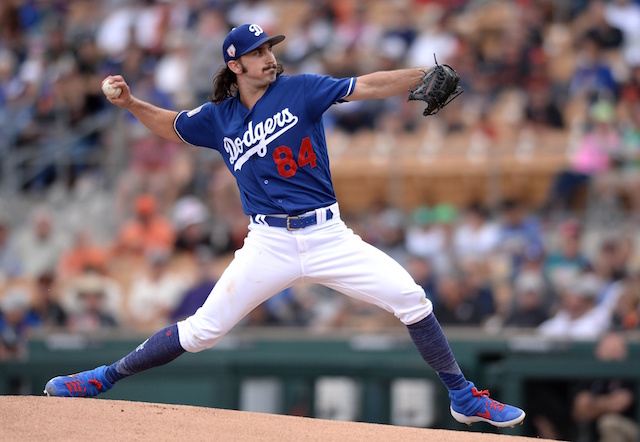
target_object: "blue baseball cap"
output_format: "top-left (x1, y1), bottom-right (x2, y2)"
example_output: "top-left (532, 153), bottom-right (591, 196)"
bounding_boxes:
top-left (223, 24), bottom-right (285, 64)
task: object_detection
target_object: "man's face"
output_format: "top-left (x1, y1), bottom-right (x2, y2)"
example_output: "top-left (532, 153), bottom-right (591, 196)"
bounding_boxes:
top-left (232, 42), bottom-right (278, 86)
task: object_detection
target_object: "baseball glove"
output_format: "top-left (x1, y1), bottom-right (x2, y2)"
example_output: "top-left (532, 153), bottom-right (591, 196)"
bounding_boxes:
top-left (408, 56), bottom-right (463, 116)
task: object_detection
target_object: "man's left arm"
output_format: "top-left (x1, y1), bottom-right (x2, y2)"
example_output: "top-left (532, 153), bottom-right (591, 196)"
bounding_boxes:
top-left (346, 68), bottom-right (426, 101)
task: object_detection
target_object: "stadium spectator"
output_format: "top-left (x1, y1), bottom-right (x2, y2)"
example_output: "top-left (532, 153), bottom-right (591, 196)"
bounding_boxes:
top-left (569, 35), bottom-right (618, 104)
top-left (29, 271), bottom-right (67, 330)
top-left (114, 193), bottom-right (176, 257)
top-left (495, 198), bottom-right (544, 276)
top-left (406, 7), bottom-right (458, 68)
top-left (280, 2), bottom-right (334, 73)
top-left (503, 271), bottom-right (550, 328)
top-left (543, 101), bottom-right (621, 216)
top-left (459, 258), bottom-right (496, 320)
top-left (582, 1), bottom-right (624, 51)
top-left (154, 31), bottom-right (192, 109)
top-left (432, 269), bottom-right (486, 327)
top-left (610, 269), bottom-right (640, 330)
top-left (452, 202), bottom-right (499, 264)
top-left (544, 219), bottom-right (591, 297)
top-left (246, 288), bottom-right (308, 327)
top-left (538, 273), bottom-right (611, 340)
top-left (66, 272), bottom-right (118, 333)
top-left (405, 254), bottom-right (437, 304)
top-left (0, 219), bottom-right (23, 281)
top-left (127, 249), bottom-right (189, 331)
top-left (591, 235), bottom-right (633, 321)
top-left (172, 195), bottom-right (213, 255)
top-left (188, 7), bottom-right (228, 104)
top-left (611, 97), bottom-right (640, 217)
top-left (405, 204), bottom-right (457, 273)
top-left (56, 228), bottom-right (109, 280)
top-left (62, 268), bottom-right (123, 328)
top-left (15, 206), bottom-right (67, 278)
top-left (366, 207), bottom-right (408, 266)
top-left (227, 0), bottom-right (277, 33)
top-left (0, 288), bottom-right (37, 360)
top-left (170, 248), bottom-right (217, 322)
top-left (572, 331), bottom-right (638, 442)
top-left (114, 129), bottom-right (182, 221)
top-left (523, 79), bottom-right (565, 130)
top-left (603, 0), bottom-right (640, 67)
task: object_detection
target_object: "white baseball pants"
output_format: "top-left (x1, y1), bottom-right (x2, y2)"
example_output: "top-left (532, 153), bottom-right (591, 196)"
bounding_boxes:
top-left (177, 205), bottom-right (432, 353)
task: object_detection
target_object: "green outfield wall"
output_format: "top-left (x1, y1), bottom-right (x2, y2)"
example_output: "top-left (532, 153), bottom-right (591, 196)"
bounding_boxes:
top-left (1, 329), bottom-right (639, 436)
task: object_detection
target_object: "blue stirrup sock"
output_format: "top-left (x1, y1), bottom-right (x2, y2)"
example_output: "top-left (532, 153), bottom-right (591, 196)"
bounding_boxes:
top-left (406, 313), bottom-right (469, 392)
top-left (105, 324), bottom-right (186, 384)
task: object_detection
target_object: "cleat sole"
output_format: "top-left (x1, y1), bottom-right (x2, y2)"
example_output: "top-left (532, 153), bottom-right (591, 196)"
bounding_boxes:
top-left (451, 407), bottom-right (526, 428)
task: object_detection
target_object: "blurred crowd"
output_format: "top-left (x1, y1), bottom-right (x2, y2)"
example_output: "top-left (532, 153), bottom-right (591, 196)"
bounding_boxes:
top-left (1, 0), bottom-right (640, 437)
top-left (1, 0), bottom-right (640, 337)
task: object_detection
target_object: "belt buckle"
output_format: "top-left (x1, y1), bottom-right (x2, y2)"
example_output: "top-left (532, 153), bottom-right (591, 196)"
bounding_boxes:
top-left (286, 216), bottom-right (300, 231)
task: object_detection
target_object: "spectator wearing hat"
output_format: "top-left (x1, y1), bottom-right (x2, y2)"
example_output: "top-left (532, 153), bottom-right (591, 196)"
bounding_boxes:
top-left (65, 272), bottom-right (119, 333)
top-left (503, 271), bottom-right (551, 328)
top-left (114, 193), bottom-right (176, 257)
top-left (538, 273), bottom-right (611, 340)
top-left (62, 267), bottom-right (123, 327)
top-left (172, 195), bottom-right (213, 255)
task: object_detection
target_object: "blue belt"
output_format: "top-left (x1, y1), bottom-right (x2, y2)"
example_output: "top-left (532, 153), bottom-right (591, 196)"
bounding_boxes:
top-left (252, 208), bottom-right (334, 231)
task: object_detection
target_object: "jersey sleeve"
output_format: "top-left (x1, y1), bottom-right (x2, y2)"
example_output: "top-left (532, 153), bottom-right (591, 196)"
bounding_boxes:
top-left (302, 74), bottom-right (356, 122)
top-left (173, 102), bottom-right (218, 149)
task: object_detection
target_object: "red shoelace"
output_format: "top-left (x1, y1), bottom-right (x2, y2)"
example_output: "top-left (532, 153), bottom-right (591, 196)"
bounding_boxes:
top-left (472, 387), bottom-right (505, 412)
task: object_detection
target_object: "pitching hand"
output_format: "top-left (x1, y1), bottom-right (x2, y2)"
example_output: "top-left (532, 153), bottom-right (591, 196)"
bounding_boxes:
top-left (101, 75), bottom-right (133, 108)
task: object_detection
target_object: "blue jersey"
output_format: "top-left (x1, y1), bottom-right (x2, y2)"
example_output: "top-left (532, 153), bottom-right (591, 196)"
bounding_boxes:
top-left (174, 74), bottom-right (356, 216)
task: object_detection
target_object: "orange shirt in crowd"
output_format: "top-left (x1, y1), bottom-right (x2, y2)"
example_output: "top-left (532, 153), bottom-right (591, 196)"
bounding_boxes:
top-left (115, 194), bottom-right (176, 255)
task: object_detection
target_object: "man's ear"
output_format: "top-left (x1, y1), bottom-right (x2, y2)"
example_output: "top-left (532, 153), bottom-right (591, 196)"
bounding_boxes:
top-left (228, 60), bottom-right (243, 75)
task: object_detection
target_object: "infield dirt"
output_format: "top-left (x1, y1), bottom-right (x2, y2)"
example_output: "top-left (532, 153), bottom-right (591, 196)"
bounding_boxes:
top-left (0, 396), bottom-right (551, 441)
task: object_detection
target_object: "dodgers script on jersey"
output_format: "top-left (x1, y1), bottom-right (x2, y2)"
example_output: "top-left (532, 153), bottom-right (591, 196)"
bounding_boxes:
top-left (174, 74), bottom-right (356, 216)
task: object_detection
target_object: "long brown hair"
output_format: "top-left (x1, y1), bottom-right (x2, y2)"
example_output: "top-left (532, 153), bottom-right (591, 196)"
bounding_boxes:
top-left (210, 63), bottom-right (284, 105)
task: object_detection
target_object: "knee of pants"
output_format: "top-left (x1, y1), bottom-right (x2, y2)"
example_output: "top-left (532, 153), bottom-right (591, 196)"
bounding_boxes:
top-left (396, 290), bottom-right (434, 326)
top-left (177, 315), bottom-right (229, 353)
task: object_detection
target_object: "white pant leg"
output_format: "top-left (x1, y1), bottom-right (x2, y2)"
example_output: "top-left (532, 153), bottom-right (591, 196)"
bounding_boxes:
top-left (303, 220), bottom-right (432, 325)
top-left (178, 225), bottom-right (303, 352)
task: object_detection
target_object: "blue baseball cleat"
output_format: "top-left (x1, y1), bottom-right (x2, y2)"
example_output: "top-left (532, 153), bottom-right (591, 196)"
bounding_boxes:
top-left (44, 365), bottom-right (114, 398)
top-left (449, 382), bottom-right (525, 428)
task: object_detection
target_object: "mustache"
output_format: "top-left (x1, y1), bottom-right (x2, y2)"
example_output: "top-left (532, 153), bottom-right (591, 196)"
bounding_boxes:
top-left (263, 64), bottom-right (277, 71)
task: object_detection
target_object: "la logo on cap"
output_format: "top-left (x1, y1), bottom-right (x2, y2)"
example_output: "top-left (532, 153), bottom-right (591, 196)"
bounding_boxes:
top-left (249, 24), bottom-right (264, 36)
top-left (227, 44), bottom-right (236, 58)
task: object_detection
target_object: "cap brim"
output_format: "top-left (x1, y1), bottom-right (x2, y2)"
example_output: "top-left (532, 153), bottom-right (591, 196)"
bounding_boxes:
top-left (239, 34), bottom-right (285, 58)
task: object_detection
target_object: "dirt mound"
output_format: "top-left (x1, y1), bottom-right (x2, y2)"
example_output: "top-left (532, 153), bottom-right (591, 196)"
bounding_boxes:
top-left (1, 396), bottom-right (544, 441)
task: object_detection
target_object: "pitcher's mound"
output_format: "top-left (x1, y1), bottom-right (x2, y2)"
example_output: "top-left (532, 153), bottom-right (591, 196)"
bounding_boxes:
top-left (1, 396), bottom-right (544, 441)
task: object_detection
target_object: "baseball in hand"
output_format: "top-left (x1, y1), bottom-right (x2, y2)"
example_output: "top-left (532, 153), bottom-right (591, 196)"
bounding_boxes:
top-left (102, 80), bottom-right (122, 99)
